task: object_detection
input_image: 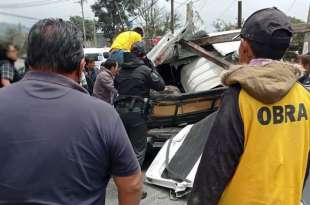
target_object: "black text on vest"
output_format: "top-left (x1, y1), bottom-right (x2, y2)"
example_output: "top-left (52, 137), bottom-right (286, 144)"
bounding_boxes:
top-left (257, 104), bottom-right (308, 125)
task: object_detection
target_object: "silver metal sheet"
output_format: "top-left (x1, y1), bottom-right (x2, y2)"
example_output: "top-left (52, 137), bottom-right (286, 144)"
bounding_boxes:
top-left (181, 57), bottom-right (223, 92)
top-left (145, 125), bottom-right (199, 193)
top-left (212, 41), bottom-right (240, 56)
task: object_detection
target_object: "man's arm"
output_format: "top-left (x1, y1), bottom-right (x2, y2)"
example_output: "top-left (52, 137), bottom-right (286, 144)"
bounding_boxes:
top-left (107, 111), bottom-right (143, 205)
top-left (93, 74), bottom-right (117, 103)
top-left (0, 62), bottom-right (14, 87)
top-left (146, 68), bottom-right (165, 91)
top-left (114, 170), bottom-right (143, 205)
top-left (1, 79), bottom-right (11, 86)
top-left (98, 73), bottom-right (118, 93)
top-left (188, 86), bottom-right (244, 205)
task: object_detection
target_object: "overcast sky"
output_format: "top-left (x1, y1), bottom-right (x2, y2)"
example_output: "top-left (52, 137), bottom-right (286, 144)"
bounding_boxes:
top-left (0, 0), bottom-right (309, 32)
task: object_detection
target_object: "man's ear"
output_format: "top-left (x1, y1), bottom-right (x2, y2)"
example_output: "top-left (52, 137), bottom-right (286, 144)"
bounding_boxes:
top-left (80, 58), bottom-right (85, 71)
top-left (74, 58), bottom-right (85, 83)
top-left (239, 39), bottom-right (255, 64)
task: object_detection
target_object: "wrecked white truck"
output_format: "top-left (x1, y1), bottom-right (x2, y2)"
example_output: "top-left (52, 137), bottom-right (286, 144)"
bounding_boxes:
top-left (143, 21), bottom-right (310, 204)
top-left (145, 27), bottom-right (240, 148)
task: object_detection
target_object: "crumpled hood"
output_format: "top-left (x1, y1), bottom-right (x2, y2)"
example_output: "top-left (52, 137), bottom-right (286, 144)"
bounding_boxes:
top-left (221, 61), bottom-right (304, 104)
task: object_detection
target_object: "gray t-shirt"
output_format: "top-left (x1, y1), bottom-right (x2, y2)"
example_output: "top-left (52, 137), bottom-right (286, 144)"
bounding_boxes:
top-left (0, 71), bottom-right (139, 205)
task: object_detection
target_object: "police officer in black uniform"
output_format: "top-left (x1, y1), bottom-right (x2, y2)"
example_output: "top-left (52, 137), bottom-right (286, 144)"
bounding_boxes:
top-left (115, 41), bottom-right (165, 167)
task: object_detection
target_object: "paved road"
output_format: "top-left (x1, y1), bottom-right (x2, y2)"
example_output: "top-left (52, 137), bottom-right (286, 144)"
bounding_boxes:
top-left (106, 149), bottom-right (188, 205)
top-left (106, 180), bottom-right (187, 205)
top-left (105, 147), bottom-right (310, 205)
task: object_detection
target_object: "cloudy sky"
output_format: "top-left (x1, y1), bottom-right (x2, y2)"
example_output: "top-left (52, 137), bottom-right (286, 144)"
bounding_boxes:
top-left (0, 0), bottom-right (309, 32)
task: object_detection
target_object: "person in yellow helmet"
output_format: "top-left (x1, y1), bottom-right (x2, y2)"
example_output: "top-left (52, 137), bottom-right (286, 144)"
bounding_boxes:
top-left (188, 7), bottom-right (310, 205)
top-left (110, 27), bottom-right (144, 65)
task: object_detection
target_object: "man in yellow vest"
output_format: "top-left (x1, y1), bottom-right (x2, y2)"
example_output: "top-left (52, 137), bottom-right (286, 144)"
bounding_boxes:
top-left (188, 7), bottom-right (310, 205)
top-left (110, 27), bottom-right (144, 64)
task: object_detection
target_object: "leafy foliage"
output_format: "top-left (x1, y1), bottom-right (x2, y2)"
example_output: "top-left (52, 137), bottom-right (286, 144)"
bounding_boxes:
top-left (69, 16), bottom-right (95, 41)
top-left (92, 0), bottom-right (141, 39)
top-left (136, 0), bottom-right (181, 38)
top-left (212, 19), bottom-right (238, 32)
top-left (289, 16), bottom-right (305, 54)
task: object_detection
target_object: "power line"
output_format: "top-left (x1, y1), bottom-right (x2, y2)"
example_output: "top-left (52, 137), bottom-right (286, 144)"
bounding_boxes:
top-left (287, 0), bottom-right (297, 13)
top-left (0, 10), bottom-right (39, 21)
top-left (0, 0), bottom-right (73, 9)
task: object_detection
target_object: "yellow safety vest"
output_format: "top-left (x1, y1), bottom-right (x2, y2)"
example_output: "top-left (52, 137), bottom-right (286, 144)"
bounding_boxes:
top-left (111, 31), bottom-right (142, 52)
top-left (219, 83), bottom-right (310, 205)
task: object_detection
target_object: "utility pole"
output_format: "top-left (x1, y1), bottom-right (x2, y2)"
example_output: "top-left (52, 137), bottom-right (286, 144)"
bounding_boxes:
top-left (93, 20), bottom-right (97, 47)
top-left (170, 0), bottom-right (174, 34)
top-left (80, 0), bottom-right (86, 41)
top-left (303, 4), bottom-right (310, 54)
top-left (237, 0), bottom-right (242, 29)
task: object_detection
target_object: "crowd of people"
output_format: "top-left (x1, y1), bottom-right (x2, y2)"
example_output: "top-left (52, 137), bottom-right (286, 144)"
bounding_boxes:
top-left (79, 29), bottom-right (166, 171)
top-left (0, 6), bottom-right (310, 205)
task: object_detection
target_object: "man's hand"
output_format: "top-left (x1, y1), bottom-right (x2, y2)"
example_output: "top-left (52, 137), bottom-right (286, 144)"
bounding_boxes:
top-left (113, 170), bottom-right (143, 205)
top-left (1, 79), bottom-right (11, 87)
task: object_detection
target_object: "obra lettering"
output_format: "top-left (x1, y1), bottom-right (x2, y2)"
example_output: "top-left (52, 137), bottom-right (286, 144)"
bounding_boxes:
top-left (257, 104), bottom-right (308, 125)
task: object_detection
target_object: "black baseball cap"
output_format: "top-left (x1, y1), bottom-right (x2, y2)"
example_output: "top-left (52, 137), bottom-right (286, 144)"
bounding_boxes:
top-left (236, 7), bottom-right (293, 48)
top-left (131, 41), bottom-right (146, 56)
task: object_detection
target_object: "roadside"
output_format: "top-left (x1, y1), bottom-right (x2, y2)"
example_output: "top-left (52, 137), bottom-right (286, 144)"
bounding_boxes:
top-left (106, 149), bottom-right (188, 205)
top-left (106, 181), bottom-right (187, 205)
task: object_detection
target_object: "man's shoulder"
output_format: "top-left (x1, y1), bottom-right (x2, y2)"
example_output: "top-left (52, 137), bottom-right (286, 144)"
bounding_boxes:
top-left (0, 60), bottom-right (14, 70)
top-left (0, 81), bottom-right (22, 96)
top-left (0, 59), bottom-right (11, 66)
top-left (68, 89), bottom-right (120, 126)
top-left (223, 85), bottom-right (242, 98)
top-left (98, 69), bottom-right (112, 78)
top-left (136, 64), bottom-right (152, 73)
top-left (75, 89), bottom-right (113, 109)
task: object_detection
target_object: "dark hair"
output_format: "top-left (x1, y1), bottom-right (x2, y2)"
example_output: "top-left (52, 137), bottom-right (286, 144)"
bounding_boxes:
top-left (85, 57), bottom-right (96, 65)
top-left (101, 58), bottom-right (117, 70)
top-left (0, 41), bottom-right (16, 61)
top-left (301, 55), bottom-right (310, 66)
top-left (131, 41), bottom-right (146, 57)
top-left (133, 27), bottom-right (144, 37)
top-left (27, 18), bottom-right (84, 73)
top-left (246, 30), bottom-right (290, 60)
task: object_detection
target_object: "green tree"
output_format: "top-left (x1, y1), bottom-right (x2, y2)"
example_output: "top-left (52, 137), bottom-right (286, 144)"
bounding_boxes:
top-left (92, 0), bottom-right (141, 39)
top-left (213, 19), bottom-right (239, 32)
top-left (69, 16), bottom-right (95, 41)
top-left (289, 16), bottom-right (305, 54)
top-left (3, 24), bottom-right (27, 55)
top-left (136, 0), bottom-right (181, 38)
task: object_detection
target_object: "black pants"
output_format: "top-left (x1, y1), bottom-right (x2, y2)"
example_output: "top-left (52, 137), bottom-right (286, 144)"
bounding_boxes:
top-left (118, 112), bottom-right (147, 167)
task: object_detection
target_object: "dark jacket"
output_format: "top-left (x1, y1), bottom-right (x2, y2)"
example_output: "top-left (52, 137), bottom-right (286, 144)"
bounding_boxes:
top-left (84, 67), bottom-right (99, 95)
top-left (189, 61), bottom-right (310, 205)
top-left (299, 73), bottom-right (310, 86)
top-left (93, 68), bottom-right (117, 104)
top-left (115, 52), bottom-right (165, 100)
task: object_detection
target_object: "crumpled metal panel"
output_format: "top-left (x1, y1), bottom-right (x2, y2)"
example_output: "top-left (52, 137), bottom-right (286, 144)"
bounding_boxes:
top-left (145, 125), bottom-right (198, 193)
top-left (213, 41), bottom-right (240, 56)
top-left (181, 57), bottom-right (224, 92)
